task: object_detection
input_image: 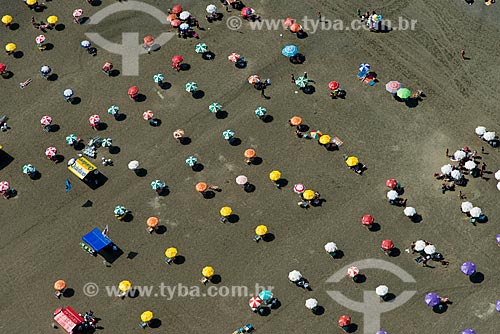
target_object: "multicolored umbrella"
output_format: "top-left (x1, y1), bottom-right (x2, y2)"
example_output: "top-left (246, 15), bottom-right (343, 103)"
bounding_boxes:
top-left (397, 88), bottom-right (411, 99)
top-left (346, 266), bottom-right (359, 278)
top-left (153, 73), bottom-right (164, 83)
top-left (258, 290), bottom-right (273, 302)
top-left (45, 146), bottom-right (57, 158)
top-left (35, 35), bottom-right (46, 44)
top-left (228, 53), bottom-right (240, 62)
top-left (102, 62), bottom-right (113, 72)
top-left (114, 205), bottom-right (127, 216)
top-left (150, 180), bottom-right (166, 190)
top-left (22, 164), bottom-right (36, 175)
top-left (460, 262), bottom-right (476, 275)
top-left (185, 82), bottom-right (198, 92)
top-left (40, 115), bottom-right (52, 126)
top-left (209, 102), bottom-right (222, 113)
top-left (108, 105), bottom-right (119, 115)
top-left (89, 115), bottom-right (100, 125)
top-left (281, 44), bottom-right (298, 57)
top-left (101, 138), bottom-right (112, 147)
top-left (0, 181), bottom-right (10, 191)
top-left (385, 81), bottom-right (402, 93)
top-left (222, 129), bottom-right (235, 140)
top-left (328, 81), bottom-right (339, 90)
top-left (195, 43), bottom-right (208, 54)
top-left (295, 76), bottom-right (308, 88)
top-left (283, 17), bottom-right (295, 27)
top-left (255, 107), bottom-right (267, 117)
top-left (73, 9), bottom-right (83, 18)
top-left (66, 134), bottom-right (78, 145)
top-left (359, 63), bottom-right (370, 72)
top-left (143, 35), bottom-right (154, 46)
top-left (248, 296), bottom-right (262, 308)
top-left (142, 110), bottom-right (154, 120)
top-left (247, 75), bottom-right (260, 84)
top-left (293, 183), bottom-right (305, 194)
top-left (185, 156), bottom-right (198, 167)
top-left (310, 130), bottom-right (322, 139)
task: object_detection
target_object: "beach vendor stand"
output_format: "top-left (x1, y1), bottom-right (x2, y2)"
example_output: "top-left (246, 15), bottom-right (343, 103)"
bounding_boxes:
top-left (67, 156), bottom-right (106, 189)
top-left (53, 306), bottom-right (85, 333)
top-left (80, 227), bottom-right (122, 264)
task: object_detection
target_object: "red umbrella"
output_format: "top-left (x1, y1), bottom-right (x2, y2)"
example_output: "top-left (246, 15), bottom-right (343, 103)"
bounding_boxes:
top-left (89, 115), bottom-right (100, 125)
top-left (143, 36), bottom-right (154, 47)
top-left (386, 179), bottom-right (397, 189)
top-left (248, 296), bottom-right (262, 308)
top-left (381, 239), bottom-right (394, 251)
top-left (45, 146), bottom-right (57, 158)
top-left (361, 215), bottom-right (373, 226)
top-left (172, 5), bottom-right (182, 14)
top-left (241, 7), bottom-right (253, 17)
top-left (102, 62), bottom-right (113, 71)
top-left (283, 17), bottom-right (295, 27)
top-left (338, 315), bottom-right (351, 327)
top-left (227, 53), bottom-right (240, 63)
top-left (142, 110), bottom-right (154, 120)
top-left (171, 19), bottom-right (181, 27)
top-left (0, 63), bottom-right (6, 72)
top-left (290, 23), bottom-right (302, 33)
top-left (328, 81), bottom-right (339, 90)
top-left (128, 86), bottom-right (139, 96)
top-left (171, 55), bottom-right (183, 64)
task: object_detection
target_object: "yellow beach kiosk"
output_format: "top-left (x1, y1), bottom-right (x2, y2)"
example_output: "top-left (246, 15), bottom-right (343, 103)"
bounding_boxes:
top-left (68, 156), bottom-right (107, 189)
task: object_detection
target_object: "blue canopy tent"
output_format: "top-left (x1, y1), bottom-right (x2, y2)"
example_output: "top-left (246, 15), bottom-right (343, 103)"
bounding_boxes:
top-left (82, 228), bottom-right (112, 252)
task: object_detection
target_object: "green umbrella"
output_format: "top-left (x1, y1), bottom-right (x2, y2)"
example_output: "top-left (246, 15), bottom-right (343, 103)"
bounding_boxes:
top-left (150, 179), bottom-right (166, 190)
top-left (397, 88), bottom-right (411, 99)
top-left (195, 43), bottom-right (208, 54)
top-left (66, 134), bottom-right (78, 145)
top-left (255, 107), bottom-right (267, 117)
top-left (259, 290), bottom-right (273, 302)
top-left (208, 102), bottom-right (222, 113)
top-left (108, 105), bottom-right (119, 115)
top-left (295, 76), bottom-right (308, 88)
top-left (185, 82), bottom-right (198, 92)
top-left (114, 205), bottom-right (127, 216)
top-left (22, 164), bottom-right (36, 175)
top-left (185, 156), bottom-right (198, 167)
top-left (222, 129), bottom-right (235, 140)
top-left (102, 138), bottom-right (112, 148)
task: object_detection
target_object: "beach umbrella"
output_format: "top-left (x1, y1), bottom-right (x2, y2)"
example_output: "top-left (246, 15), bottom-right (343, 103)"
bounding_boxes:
top-left (461, 201), bottom-right (473, 212)
top-left (295, 76), bottom-right (308, 88)
top-left (108, 105), bottom-right (119, 115)
top-left (185, 82), bottom-right (198, 92)
top-left (248, 75), bottom-right (260, 84)
top-left (290, 23), bottom-right (302, 33)
top-left (305, 298), bottom-right (318, 310)
top-left (228, 53), bottom-right (240, 62)
top-left (483, 131), bottom-right (496, 141)
top-left (102, 62), bottom-right (113, 72)
top-left (171, 55), bottom-right (183, 64)
top-left (140, 311), bottom-right (153, 323)
top-left (47, 16), bottom-right (58, 25)
top-left (244, 149), bottom-right (256, 159)
top-left (142, 110), bottom-right (154, 120)
top-left (173, 129), bottom-right (184, 139)
top-left (475, 126), bottom-right (487, 136)
top-left (385, 81), bottom-right (402, 93)
top-left (362, 215), bottom-right (374, 226)
top-left (496, 300), bottom-right (500, 312)
top-left (206, 4), bottom-right (217, 13)
top-left (26, 0), bottom-right (36, 5)
top-left (153, 73), bottom-right (164, 83)
top-left (441, 164), bottom-right (452, 175)
top-left (328, 81), bottom-right (340, 90)
top-left (222, 129), bottom-right (235, 140)
top-left (89, 115), bottom-right (100, 125)
top-left (80, 40), bottom-right (91, 48)
top-left (293, 183), bottom-right (305, 194)
top-left (424, 292), bottom-right (440, 307)
top-left (461, 330), bottom-right (476, 334)
top-left (172, 5), bottom-right (183, 14)
top-left (45, 146), bottom-right (57, 158)
top-left (290, 116), bottom-right (302, 126)
top-left (146, 217), bottom-right (159, 228)
top-left (165, 247), bottom-right (178, 259)
top-left (324, 242), bottom-right (337, 253)
top-left (1, 15), bottom-right (12, 25)
top-left (495, 170), bottom-right (500, 180)
top-left (119, 280), bottom-right (131, 292)
top-left (404, 207), bottom-right (417, 217)
top-left (54, 280), bottom-right (66, 291)
top-left (461, 262), bottom-right (476, 275)
top-left (303, 190), bottom-right (315, 200)
top-left (414, 240), bottom-right (426, 252)
top-left (454, 150), bottom-right (467, 160)
top-left (387, 190), bottom-right (398, 200)
top-left (171, 19), bottom-right (181, 27)
top-left (179, 23), bottom-right (190, 31)
top-left (269, 170), bottom-right (281, 181)
top-left (281, 45), bottom-right (298, 57)
top-left (283, 17), bottom-right (295, 27)
top-left (63, 89), bottom-right (74, 98)
top-left (376, 331), bottom-right (388, 334)
top-left (288, 270), bottom-right (302, 282)
top-left (464, 161), bottom-right (476, 170)
top-left (359, 63), bottom-right (370, 72)
top-left (381, 239), bottom-right (394, 250)
top-left (497, 182), bottom-right (500, 191)
top-left (22, 164), bottom-right (36, 175)
top-left (220, 207), bottom-right (232, 217)
top-left (319, 135), bottom-right (331, 145)
top-left (0, 63), bottom-right (6, 72)
top-left (128, 160), bottom-right (139, 170)
top-left (470, 207), bottom-right (482, 218)
top-left (40, 115), bottom-right (52, 126)
top-left (209, 102), bottom-right (222, 113)
top-left (397, 88), bottom-right (411, 99)
top-left (255, 107), bottom-right (267, 117)
top-left (345, 156), bottom-right (359, 167)
top-left (255, 225), bottom-right (268, 236)
top-left (5, 43), bottom-right (16, 52)
top-left (249, 296), bottom-right (262, 309)
top-left (259, 290), bottom-right (273, 302)
top-left (338, 315), bottom-right (351, 327)
top-left (35, 35), bottom-right (46, 44)
top-left (40, 65), bottom-right (51, 75)
top-left (424, 244), bottom-right (436, 255)
top-left (196, 182), bottom-right (208, 193)
top-left (128, 86), bottom-right (139, 96)
top-left (241, 7), bottom-right (254, 16)
top-left (311, 130), bottom-right (323, 139)
top-left (496, 234), bottom-right (500, 245)
top-left (101, 138), bottom-right (112, 148)
top-left (185, 156), bottom-right (198, 167)
top-left (73, 9), bottom-right (83, 18)
top-left (376, 285), bottom-right (389, 297)
top-left (65, 134), bottom-right (78, 145)
top-left (347, 266), bottom-right (359, 278)
top-left (114, 206), bottom-right (127, 216)
top-left (0, 181), bottom-right (10, 191)
top-left (143, 35), bottom-right (154, 47)
top-left (202, 266), bottom-right (214, 278)
top-left (195, 43), bottom-right (208, 54)
top-left (150, 180), bottom-right (165, 190)
top-left (179, 11), bottom-right (191, 20)
top-left (235, 175), bottom-right (248, 185)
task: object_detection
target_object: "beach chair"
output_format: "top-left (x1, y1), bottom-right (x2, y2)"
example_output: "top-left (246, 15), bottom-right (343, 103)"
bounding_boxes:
top-left (331, 136), bottom-right (344, 147)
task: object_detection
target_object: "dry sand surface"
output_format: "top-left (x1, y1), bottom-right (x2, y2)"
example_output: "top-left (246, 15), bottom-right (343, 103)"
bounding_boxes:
top-left (1, 0), bottom-right (500, 333)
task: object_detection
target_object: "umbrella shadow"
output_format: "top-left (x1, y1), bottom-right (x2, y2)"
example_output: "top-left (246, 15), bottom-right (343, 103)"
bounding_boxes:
top-left (53, 154), bottom-right (65, 164)
top-left (215, 110), bottom-right (228, 119)
top-left (202, 51), bottom-right (215, 60)
top-left (44, 43), bottom-right (54, 51)
top-left (134, 168), bottom-right (147, 177)
top-left (8, 23), bottom-right (20, 31)
top-left (88, 0), bottom-right (103, 6)
top-left (55, 24), bottom-right (65, 31)
top-left (227, 214), bottom-right (239, 223)
top-left (114, 114), bottom-right (126, 121)
top-left (388, 247), bottom-right (401, 257)
top-left (210, 274), bottom-right (222, 284)
top-left (180, 63), bottom-right (191, 71)
top-left (276, 178), bottom-right (288, 188)
top-left (202, 190), bottom-right (215, 199)
top-left (192, 163), bottom-right (204, 172)
top-left (74, 142), bottom-right (85, 150)
top-left (382, 293), bottom-right (396, 302)
top-left (109, 146), bottom-right (120, 154)
top-left (432, 303), bottom-right (448, 314)
top-left (149, 319), bottom-right (162, 329)
top-left (157, 187), bottom-right (170, 197)
top-left (180, 137), bottom-right (191, 145)
top-left (244, 183), bottom-right (255, 193)
top-left (353, 274), bottom-right (366, 283)
top-left (30, 170), bottom-right (42, 180)
top-left (192, 90), bottom-right (205, 99)
top-left (13, 51), bottom-right (24, 59)
top-left (229, 138), bottom-right (241, 146)
top-left (251, 157), bottom-right (263, 165)
top-left (262, 233), bottom-right (275, 242)
top-left (49, 124), bottom-right (60, 132)
top-left (368, 222), bottom-right (381, 232)
top-left (261, 115), bottom-right (273, 123)
top-left (95, 122), bottom-right (108, 131)
top-left (109, 69), bottom-right (120, 77)
top-left (258, 307), bottom-right (271, 316)
top-left (331, 249), bottom-right (344, 259)
top-left (410, 214), bottom-right (423, 223)
top-left (150, 119), bottom-right (161, 127)
top-left (155, 225), bottom-right (167, 235)
top-left (344, 323), bottom-right (358, 333)
top-left (469, 272), bottom-right (484, 284)
top-left (122, 213), bottom-right (134, 222)
top-left (405, 98), bottom-right (419, 108)
top-left (312, 306), bottom-right (325, 315)
top-left (159, 82), bottom-right (171, 90)
top-left (303, 85), bottom-right (315, 95)
top-left (1, 71), bottom-right (14, 79)
top-left (235, 60), bottom-right (247, 68)
top-left (47, 73), bottom-right (58, 81)
top-left (62, 288), bottom-right (75, 298)
top-left (70, 97), bottom-right (81, 105)
top-left (135, 94), bottom-right (147, 102)
top-left (127, 251), bottom-right (139, 260)
top-left (297, 31), bottom-right (308, 39)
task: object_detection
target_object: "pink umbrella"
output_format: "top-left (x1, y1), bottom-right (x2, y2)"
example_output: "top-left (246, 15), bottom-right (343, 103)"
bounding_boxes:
top-left (248, 296), bottom-right (262, 308)
top-left (40, 115), bottom-right (52, 126)
top-left (328, 81), bottom-right (339, 90)
top-left (0, 63), bottom-right (6, 72)
top-left (171, 19), bottom-right (181, 27)
top-left (45, 146), bottom-right (57, 158)
top-left (236, 175), bottom-right (248, 185)
top-left (142, 110), bottom-right (154, 120)
top-left (35, 35), bottom-right (46, 44)
top-left (247, 75), bottom-right (260, 84)
top-left (293, 183), bottom-right (305, 194)
top-left (228, 53), bottom-right (241, 63)
top-left (73, 9), bottom-right (83, 18)
top-left (102, 62), bottom-right (113, 72)
top-left (0, 181), bottom-right (10, 192)
top-left (89, 115), bottom-right (100, 125)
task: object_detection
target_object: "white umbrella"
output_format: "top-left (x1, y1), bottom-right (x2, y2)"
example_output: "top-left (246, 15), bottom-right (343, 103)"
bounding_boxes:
top-left (483, 131), bottom-right (496, 141)
top-left (375, 285), bottom-right (389, 297)
top-left (414, 240), bottom-right (426, 252)
top-left (387, 190), bottom-right (398, 200)
top-left (464, 161), bottom-right (476, 170)
top-left (495, 170), bottom-right (500, 181)
top-left (179, 11), bottom-right (191, 20)
top-left (288, 270), bottom-right (302, 282)
top-left (128, 160), bottom-right (139, 170)
top-left (305, 298), bottom-right (318, 310)
top-left (470, 207), bottom-right (482, 218)
top-left (475, 126), bottom-right (487, 136)
top-left (451, 169), bottom-right (462, 180)
top-left (441, 164), bottom-right (452, 175)
top-left (324, 242), bottom-right (337, 253)
top-left (235, 175), bottom-right (248, 185)
top-left (424, 244), bottom-right (436, 255)
top-left (206, 4), bottom-right (217, 14)
top-left (454, 150), bottom-right (466, 160)
top-left (403, 207), bottom-right (416, 217)
top-left (461, 202), bottom-right (473, 213)
top-left (497, 182), bottom-right (500, 191)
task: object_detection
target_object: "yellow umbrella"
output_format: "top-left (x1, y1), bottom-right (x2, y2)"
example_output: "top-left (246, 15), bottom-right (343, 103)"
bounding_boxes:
top-left (118, 280), bottom-right (131, 292)
top-left (303, 190), bottom-right (315, 200)
top-left (5, 43), bottom-right (16, 52)
top-left (1, 15), bottom-right (13, 25)
top-left (26, 0), bottom-right (37, 4)
top-left (319, 135), bottom-right (331, 145)
top-left (220, 206), bottom-right (232, 217)
top-left (269, 170), bottom-right (281, 182)
top-left (202, 266), bottom-right (215, 278)
top-left (47, 15), bottom-right (58, 25)
top-left (255, 225), bottom-right (268, 236)
top-left (346, 156), bottom-right (359, 167)
top-left (140, 311), bottom-right (153, 322)
top-left (165, 247), bottom-right (178, 259)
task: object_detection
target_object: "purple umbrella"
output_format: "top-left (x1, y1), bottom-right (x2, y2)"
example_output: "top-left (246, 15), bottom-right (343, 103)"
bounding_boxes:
top-left (461, 330), bottom-right (476, 334)
top-left (496, 300), bottom-right (500, 312)
top-left (496, 233), bottom-right (500, 245)
top-left (376, 331), bottom-right (388, 334)
top-left (461, 262), bottom-right (476, 276)
top-left (424, 292), bottom-right (440, 307)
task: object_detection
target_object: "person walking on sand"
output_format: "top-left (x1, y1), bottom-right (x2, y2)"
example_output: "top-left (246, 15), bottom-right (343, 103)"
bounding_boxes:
top-left (291, 74), bottom-right (295, 83)
top-left (460, 49), bottom-right (465, 60)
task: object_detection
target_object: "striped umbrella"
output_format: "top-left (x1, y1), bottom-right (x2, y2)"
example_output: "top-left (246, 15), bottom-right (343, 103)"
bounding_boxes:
top-left (293, 183), bottom-right (305, 194)
top-left (195, 43), bottom-right (208, 54)
top-left (153, 73), bottom-right (164, 83)
top-left (66, 134), bottom-right (78, 145)
top-left (208, 102), bottom-right (222, 113)
top-left (101, 138), bottom-right (112, 147)
top-left (114, 205), bottom-right (127, 216)
top-left (108, 105), bottom-right (119, 115)
top-left (40, 65), bottom-right (51, 75)
top-left (0, 181), bottom-right (10, 191)
top-left (248, 75), bottom-right (260, 84)
top-left (295, 76), bottom-right (308, 88)
top-left (40, 115), bottom-right (52, 126)
top-left (228, 53), bottom-right (240, 62)
top-left (185, 82), bottom-right (198, 92)
top-left (258, 290), bottom-right (273, 303)
top-left (73, 9), bottom-right (83, 18)
top-left (249, 296), bottom-right (262, 309)
top-left (89, 115), bottom-right (100, 125)
top-left (310, 130), bottom-right (322, 140)
top-left (142, 110), bottom-right (154, 120)
top-left (385, 81), bottom-right (401, 93)
top-left (45, 146), bottom-right (57, 158)
top-left (150, 180), bottom-right (166, 190)
top-left (35, 35), bottom-right (46, 44)
top-left (222, 129), bottom-right (235, 140)
top-left (185, 156), bottom-right (198, 167)
top-left (347, 266), bottom-right (359, 278)
top-left (359, 63), bottom-right (370, 72)
top-left (22, 164), bottom-right (36, 175)
top-left (255, 107), bottom-right (267, 117)
top-left (80, 40), bottom-right (91, 48)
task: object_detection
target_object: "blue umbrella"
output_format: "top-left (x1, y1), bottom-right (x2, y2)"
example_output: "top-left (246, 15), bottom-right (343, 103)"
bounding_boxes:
top-left (461, 262), bottom-right (476, 276)
top-left (281, 45), bottom-right (298, 57)
top-left (40, 65), bottom-right (51, 75)
top-left (80, 40), bottom-right (91, 48)
top-left (461, 330), bottom-right (476, 334)
top-left (359, 63), bottom-right (370, 72)
top-left (179, 23), bottom-right (190, 31)
top-left (376, 332), bottom-right (388, 334)
top-left (424, 292), bottom-right (440, 307)
top-left (259, 290), bottom-right (273, 303)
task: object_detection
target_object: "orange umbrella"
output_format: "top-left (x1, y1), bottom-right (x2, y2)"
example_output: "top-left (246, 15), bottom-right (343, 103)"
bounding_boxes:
top-left (54, 280), bottom-right (66, 291)
top-left (172, 5), bottom-right (183, 14)
top-left (143, 36), bottom-right (154, 46)
top-left (167, 13), bottom-right (177, 22)
top-left (196, 182), bottom-right (208, 193)
top-left (283, 18), bottom-right (295, 27)
top-left (146, 217), bottom-right (159, 228)
top-left (290, 23), bottom-right (302, 33)
top-left (244, 149), bottom-right (256, 159)
top-left (289, 116), bottom-right (302, 126)
top-left (171, 19), bottom-right (181, 27)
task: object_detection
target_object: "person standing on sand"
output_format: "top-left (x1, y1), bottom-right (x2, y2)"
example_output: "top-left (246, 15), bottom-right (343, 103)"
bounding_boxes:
top-left (460, 49), bottom-right (465, 60)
